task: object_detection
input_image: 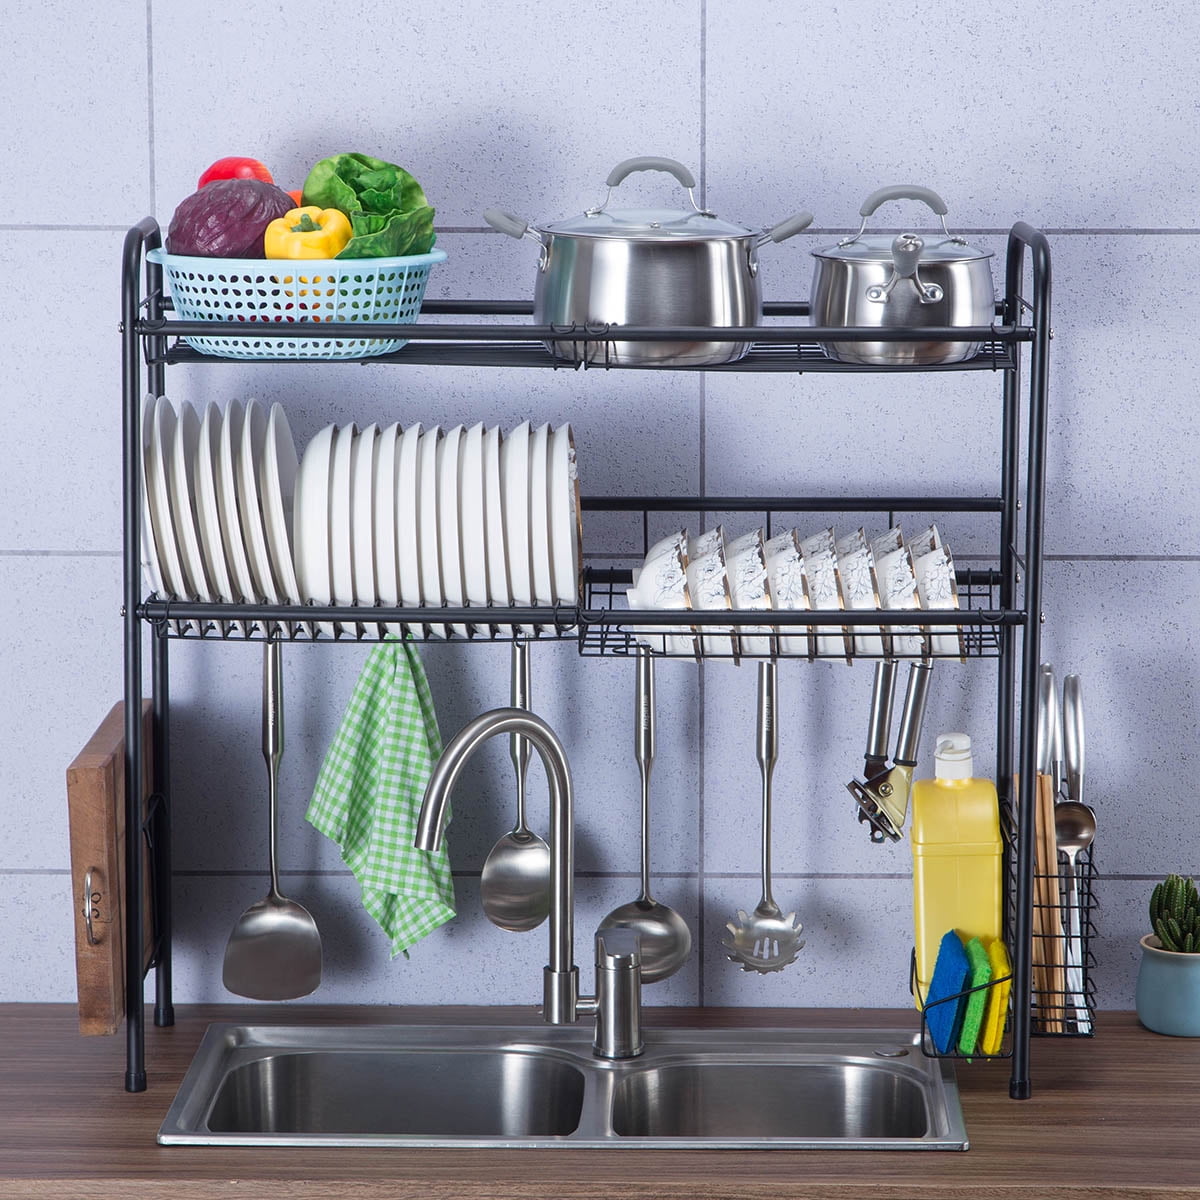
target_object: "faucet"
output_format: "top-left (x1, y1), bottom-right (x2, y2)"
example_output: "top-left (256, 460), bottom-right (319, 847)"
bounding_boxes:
top-left (414, 707), bottom-right (643, 1059)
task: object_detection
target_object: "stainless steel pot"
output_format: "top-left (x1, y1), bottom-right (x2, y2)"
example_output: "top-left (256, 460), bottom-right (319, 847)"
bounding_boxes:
top-left (809, 186), bottom-right (994, 366)
top-left (486, 157), bottom-right (812, 367)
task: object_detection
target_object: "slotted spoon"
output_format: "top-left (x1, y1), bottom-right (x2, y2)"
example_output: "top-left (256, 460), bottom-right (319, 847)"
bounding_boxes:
top-left (722, 660), bottom-right (805, 973)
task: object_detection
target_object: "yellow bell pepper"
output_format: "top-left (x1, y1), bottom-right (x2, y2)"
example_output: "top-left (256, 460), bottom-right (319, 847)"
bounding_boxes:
top-left (264, 206), bottom-right (353, 259)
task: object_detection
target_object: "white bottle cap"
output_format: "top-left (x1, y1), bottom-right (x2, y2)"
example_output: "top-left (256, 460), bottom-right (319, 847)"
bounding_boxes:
top-left (934, 732), bottom-right (974, 780)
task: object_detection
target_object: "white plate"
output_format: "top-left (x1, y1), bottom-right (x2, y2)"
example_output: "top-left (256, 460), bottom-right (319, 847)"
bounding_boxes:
top-left (352, 423), bottom-right (380, 612)
top-left (168, 399), bottom-right (214, 615)
top-left (528, 422), bottom-right (555, 629)
top-left (215, 399), bottom-right (257, 618)
top-left (138, 395), bottom-right (167, 598)
top-left (194, 402), bottom-right (242, 635)
top-left (460, 422), bottom-right (490, 636)
top-left (329, 423), bottom-right (358, 635)
top-left (437, 425), bottom-right (470, 639)
top-left (501, 420), bottom-right (535, 636)
top-left (374, 423), bottom-right (403, 638)
top-left (549, 423), bottom-right (581, 613)
top-left (294, 422), bottom-right (336, 639)
top-left (149, 397), bottom-right (191, 608)
top-left (483, 426), bottom-right (510, 611)
top-left (259, 403), bottom-right (308, 637)
top-left (416, 426), bottom-right (444, 638)
top-left (237, 399), bottom-right (283, 622)
top-left (396, 422), bottom-right (424, 637)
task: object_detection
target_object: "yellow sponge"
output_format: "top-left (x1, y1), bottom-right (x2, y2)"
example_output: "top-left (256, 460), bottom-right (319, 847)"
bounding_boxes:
top-left (979, 938), bottom-right (1012, 1055)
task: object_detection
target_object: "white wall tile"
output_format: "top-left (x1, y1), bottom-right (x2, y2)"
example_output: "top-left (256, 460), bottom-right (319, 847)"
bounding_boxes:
top-left (1, 554), bottom-right (123, 870)
top-left (150, 0), bottom-right (703, 231)
top-left (0, 232), bottom-right (127, 551)
top-left (0, 2), bottom-right (149, 223)
top-left (706, 2), bottom-right (1200, 230)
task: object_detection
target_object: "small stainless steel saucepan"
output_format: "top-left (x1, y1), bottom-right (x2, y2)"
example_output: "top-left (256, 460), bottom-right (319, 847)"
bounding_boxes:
top-left (810, 185), bottom-right (995, 366)
top-left (486, 157), bottom-right (812, 367)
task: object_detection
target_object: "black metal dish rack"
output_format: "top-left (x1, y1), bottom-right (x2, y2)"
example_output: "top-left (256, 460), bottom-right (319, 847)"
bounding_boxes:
top-left (119, 216), bottom-right (1071, 1099)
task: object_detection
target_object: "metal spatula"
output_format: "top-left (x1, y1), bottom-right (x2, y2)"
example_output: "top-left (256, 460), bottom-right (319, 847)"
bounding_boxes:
top-left (222, 639), bottom-right (322, 1000)
top-left (722, 661), bottom-right (805, 973)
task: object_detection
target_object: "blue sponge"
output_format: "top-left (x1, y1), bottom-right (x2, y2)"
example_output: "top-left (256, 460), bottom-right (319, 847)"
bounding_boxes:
top-left (925, 930), bottom-right (971, 1053)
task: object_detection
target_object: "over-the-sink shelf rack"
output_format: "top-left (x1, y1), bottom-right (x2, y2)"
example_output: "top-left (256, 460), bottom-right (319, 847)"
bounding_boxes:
top-left (119, 216), bottom-right (1053, 1099)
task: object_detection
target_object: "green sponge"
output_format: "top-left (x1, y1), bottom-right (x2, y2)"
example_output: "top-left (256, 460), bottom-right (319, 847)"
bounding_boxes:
top-left (957, 936), bottom-right (993, 1056)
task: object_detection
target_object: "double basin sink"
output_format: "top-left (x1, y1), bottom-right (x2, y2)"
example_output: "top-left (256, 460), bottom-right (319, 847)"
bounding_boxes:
top-left (159, 1022), bottom-right (968, 1150)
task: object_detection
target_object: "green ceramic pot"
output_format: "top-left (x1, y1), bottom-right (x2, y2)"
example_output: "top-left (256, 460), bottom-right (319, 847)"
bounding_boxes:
top-left (1136, 934), bottom-right (1200, 1036)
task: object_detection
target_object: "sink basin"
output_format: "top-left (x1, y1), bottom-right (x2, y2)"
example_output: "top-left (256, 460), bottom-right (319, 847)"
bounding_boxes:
top-left (159, 1023), bottom-right (968, 1150)
top-left (612, 1061), bottom-right (929, 1141)
top-left (208, 1049), bottom-right (585, 1138)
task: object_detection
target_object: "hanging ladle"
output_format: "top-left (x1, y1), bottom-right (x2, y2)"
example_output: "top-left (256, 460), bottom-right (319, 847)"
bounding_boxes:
top-left (596, 646), bottom-right (692, 983)
top-left (480, 640), bottom-right (552, 932)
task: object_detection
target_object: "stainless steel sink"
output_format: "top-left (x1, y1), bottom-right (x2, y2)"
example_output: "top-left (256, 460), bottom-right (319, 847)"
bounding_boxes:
top-left (159, 1024), bottom-right (968, 1150)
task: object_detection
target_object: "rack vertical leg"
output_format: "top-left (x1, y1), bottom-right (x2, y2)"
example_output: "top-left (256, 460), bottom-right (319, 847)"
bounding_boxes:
top-left (152, 630), bottom-right (174, 1028)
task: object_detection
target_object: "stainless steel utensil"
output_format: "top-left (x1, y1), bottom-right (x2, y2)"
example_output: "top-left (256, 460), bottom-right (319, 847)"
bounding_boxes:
top-left (1036, 663), bottom-right (1064, 796)
top-left (1063, 673), bottom-right (1085, 808)
top-left (1054, 799), bottom-right (1096, 1034)
top-left (810, 185), bottom-right (995, 365)
top-left (486, 156), bottom-right (812, 367)
top-left (846, 660), bottom-right (934, 842)
top-left (723, 661), bottom-right (804, 973)
top-left (222, 639), bottom-right (322, 1001)
top-left (481, 640), bottom-right (552, 932)
top-left (597, 647), bottom-right (692, 983)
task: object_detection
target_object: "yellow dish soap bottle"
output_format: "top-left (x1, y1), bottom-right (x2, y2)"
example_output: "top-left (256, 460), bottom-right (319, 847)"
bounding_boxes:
top-left (911, 732), bottom-right (1002, 1008)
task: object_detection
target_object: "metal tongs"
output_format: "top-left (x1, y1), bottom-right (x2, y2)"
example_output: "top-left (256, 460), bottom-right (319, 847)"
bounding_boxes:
top-left (846, 659), bottom-right (934, 842)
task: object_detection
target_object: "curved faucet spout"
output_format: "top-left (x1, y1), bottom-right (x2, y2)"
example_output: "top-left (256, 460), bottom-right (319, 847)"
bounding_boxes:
top-left (415, 707), bottom-right (579, 1024)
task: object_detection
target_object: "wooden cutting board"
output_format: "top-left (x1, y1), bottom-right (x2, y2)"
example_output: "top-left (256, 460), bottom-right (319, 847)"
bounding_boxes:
top-left (66, 700), bottom-right (154, 1036)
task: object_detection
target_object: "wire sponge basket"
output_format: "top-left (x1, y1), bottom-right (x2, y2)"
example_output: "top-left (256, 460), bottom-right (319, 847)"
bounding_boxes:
top-left (146, 246), bottom-right (446, 360)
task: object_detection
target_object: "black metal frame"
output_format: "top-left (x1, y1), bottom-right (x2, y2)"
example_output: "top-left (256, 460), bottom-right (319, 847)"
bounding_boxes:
top-left (119, 217), bottom-right (1052, 1099)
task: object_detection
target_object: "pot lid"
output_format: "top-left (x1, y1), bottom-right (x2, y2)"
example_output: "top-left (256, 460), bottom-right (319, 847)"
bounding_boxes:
top-left (813, 232), bottom-right (992, 264)
top-left (543, 206), bottom-right (753, 241)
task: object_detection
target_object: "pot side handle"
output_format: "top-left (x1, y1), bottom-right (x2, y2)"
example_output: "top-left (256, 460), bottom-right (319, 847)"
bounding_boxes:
top-left (484, 209), bottom-right (533, 239)
top-left (605, 157), bottom-right (697, 190)
top-left (758, 210), bottom-right (814, 246)
top-left (859, 184), bottom-right (949, 218)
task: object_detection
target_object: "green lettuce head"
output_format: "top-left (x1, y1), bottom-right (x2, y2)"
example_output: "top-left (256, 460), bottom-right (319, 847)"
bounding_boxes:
top-left (302, 152), bottom-right (436, 259)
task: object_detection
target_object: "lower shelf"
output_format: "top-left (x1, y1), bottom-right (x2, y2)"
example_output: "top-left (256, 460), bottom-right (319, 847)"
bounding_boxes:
top-left (139, 566), bottom-right (1012, 660)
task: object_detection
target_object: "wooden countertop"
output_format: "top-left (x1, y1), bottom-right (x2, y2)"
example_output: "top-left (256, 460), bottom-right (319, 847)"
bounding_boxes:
top-left (2, 1003), bottom-right (1192, 1198)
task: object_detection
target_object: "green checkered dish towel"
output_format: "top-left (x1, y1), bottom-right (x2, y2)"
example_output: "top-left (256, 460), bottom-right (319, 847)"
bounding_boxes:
top-left (307, 641), bottom-right (454, 957)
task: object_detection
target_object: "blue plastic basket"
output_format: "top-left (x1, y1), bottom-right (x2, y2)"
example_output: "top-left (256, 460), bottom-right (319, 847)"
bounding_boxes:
top-left (146, 246), bottom-right (446, 360)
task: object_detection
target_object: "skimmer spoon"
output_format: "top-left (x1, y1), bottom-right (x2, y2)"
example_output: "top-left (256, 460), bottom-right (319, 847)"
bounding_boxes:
top-left (723, 660), bottom-right (805, 973)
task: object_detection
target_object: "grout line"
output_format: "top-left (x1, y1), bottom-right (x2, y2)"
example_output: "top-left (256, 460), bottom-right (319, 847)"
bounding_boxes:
top-left (7, 225), bottom-right (1200, 237)
top-left (699, 0), bottom-right (707, 213)
top-left (0, 549), bottom-right (122, 558)
top-left (145, 0), bottom-right (156, 209)
top-left (4, 867), bottom-right (1179, 881)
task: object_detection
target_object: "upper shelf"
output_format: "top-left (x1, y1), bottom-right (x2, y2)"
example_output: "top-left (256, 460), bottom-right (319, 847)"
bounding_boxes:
top-left (136, 299), bottom-right (1027, 374)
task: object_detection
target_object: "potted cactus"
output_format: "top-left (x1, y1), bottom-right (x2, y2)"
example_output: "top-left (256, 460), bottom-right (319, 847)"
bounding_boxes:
top-left (1136, 873), bottom-right (1200, 1036)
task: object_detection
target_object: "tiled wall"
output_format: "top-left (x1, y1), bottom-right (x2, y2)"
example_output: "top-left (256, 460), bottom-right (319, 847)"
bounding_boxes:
top-left (5, 1), bottom-right (1196, 1016)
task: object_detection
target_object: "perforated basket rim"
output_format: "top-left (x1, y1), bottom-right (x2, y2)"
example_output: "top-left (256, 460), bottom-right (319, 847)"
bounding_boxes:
top-left (146, 246), bottom-right (448, 272)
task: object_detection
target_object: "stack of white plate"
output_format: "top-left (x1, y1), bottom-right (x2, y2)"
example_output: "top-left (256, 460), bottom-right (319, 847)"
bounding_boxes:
top-left (139, 396), bottom-right (582, 640)
top-left (293, 419), bottom-right (581, 639)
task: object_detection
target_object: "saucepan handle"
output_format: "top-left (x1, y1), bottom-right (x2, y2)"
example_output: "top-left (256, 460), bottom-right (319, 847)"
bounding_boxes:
top-left (859, 184), bottom-right (950, 218)
top-left (606, 156), bottom-right (697, 190)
